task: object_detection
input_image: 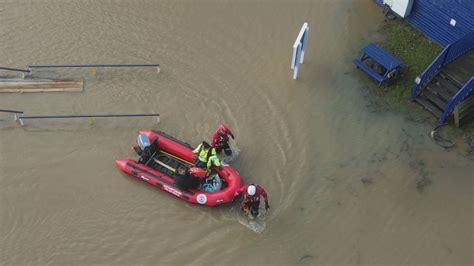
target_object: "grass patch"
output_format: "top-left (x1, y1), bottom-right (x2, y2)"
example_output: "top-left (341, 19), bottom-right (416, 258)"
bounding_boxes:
top-left (462, 125), bottom-right (474, 140)
top-left (377, 20), bottom-right (473, 141)
top-left (378, 20), bottom-right (442, 104)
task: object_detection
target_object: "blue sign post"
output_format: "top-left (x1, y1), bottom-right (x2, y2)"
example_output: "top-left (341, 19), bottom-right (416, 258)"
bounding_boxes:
top-left (291, 23), bottom-right (309, 79)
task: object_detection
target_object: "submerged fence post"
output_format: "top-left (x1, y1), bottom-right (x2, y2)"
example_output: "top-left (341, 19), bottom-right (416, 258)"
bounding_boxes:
top-left (291, 23), bottom-right (309, 80)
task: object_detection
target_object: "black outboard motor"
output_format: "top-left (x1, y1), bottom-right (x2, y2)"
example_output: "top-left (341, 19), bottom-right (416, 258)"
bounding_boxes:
top-left (134, 134), bottom-right (159, 165)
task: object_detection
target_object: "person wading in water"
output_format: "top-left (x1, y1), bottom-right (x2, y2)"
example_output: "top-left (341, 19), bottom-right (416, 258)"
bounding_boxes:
top-left (240, 184), bottom-right (269, 217)
top-left (211, 124), bottom-right (235, 156)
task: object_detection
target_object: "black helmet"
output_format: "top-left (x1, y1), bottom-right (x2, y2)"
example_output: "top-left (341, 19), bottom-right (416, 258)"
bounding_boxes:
top-left (202, 141), bottom-right (210, 149)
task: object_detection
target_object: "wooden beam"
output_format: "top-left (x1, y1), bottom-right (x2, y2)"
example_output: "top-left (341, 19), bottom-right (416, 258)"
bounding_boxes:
top-left (0, 78), bottom-right (84, 93)
top-left (153, 158), bottom-right (176, 173)
top-left (457, 95), bottom-right (474, 127)
top-left (454, 106), bottom-right (460, 128)
top-left (159, 150), bottom-right (193, 166)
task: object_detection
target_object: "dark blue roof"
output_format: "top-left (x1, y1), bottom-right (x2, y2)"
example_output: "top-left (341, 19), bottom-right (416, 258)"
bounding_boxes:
top-left (405, 0), bottom-right (474, 46)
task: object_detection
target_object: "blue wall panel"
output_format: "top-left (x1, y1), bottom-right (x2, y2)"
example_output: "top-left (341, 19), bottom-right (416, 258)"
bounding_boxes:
top-left (405, 0), bottom-right (474, 46)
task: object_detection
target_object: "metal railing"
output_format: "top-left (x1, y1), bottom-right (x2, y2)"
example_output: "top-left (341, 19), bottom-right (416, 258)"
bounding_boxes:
top-left (444, 31), bottom-right (474, 64)
top-left (0, 66), bottom-right (30, 73)
top-left (411, 31), bottom-right (474, 99)
top-left (27, 64), bottom-right (160, 72)
top-left (1, 63), bottom-right (161, 78)
top-left (0, 109), bottom-right (24, 114)
top-left (411, 46), bottom-right (449, 99)
top-left (17, 113), bottom-right (160, 126)
top-left (440, 77), bottom-right (474, 124)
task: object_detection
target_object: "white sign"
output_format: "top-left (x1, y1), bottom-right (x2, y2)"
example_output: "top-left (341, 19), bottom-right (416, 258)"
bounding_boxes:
top-left (291, 23), bottom-right (310, 79)
top-left (415, 76), bottom-right (421, 85)
top-left (164, 185), bottom-right (182, 197)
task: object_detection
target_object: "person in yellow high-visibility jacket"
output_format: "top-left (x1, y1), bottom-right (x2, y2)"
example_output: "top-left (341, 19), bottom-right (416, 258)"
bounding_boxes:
top-left (193, 141), bottom-right (217, 168)
top-left (207, 153), bottom-right (221, 169)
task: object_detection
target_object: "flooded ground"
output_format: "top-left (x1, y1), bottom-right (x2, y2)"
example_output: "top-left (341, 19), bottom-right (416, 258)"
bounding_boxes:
top-left (1, 0), bottom-right (472, 265)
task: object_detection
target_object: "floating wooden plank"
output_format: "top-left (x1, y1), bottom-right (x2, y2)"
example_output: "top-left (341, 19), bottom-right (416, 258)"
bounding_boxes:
top-left (0, 78), bottom-right (84, 93)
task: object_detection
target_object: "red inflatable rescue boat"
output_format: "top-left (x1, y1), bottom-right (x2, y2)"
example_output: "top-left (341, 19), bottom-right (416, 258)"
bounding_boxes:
top-left (115, 130), bottom-right (245, 206)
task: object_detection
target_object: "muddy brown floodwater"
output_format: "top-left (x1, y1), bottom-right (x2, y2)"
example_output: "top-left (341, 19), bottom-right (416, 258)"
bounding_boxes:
top-left (1, 0), bottom-right (472, 265)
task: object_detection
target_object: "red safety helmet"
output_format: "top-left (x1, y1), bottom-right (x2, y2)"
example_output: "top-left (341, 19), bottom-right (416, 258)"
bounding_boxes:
top-left (189, 167), bottom-right (207, 178)
top-left (217, 124), bottom-right (227, 134)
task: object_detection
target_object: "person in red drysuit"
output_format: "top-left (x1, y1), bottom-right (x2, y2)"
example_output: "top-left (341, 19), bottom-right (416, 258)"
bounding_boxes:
top-left (240, 184), bottom-right (270, 217)
top-left (211, 124), bottom-right (235, 156)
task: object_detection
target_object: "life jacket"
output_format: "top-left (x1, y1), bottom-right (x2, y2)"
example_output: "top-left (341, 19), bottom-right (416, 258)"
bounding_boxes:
top-left (245, 194), bottom-right (261, 204)
top-left (206, 154), bottom-right (221, 169)
top-left (195, 144), bottom-right (216, 163)
top-left (217, 125), bottom-right (230, 142)
top-left (249, 195), bottom-right (260, 203)
top-left (217, 132), bottom-right (229, 144)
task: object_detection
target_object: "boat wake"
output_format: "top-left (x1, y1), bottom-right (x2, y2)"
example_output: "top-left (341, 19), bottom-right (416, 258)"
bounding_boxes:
top-left (221, 138), bottom-right (240, 163)
top-left (237, 209), bottom-right (267, 234)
